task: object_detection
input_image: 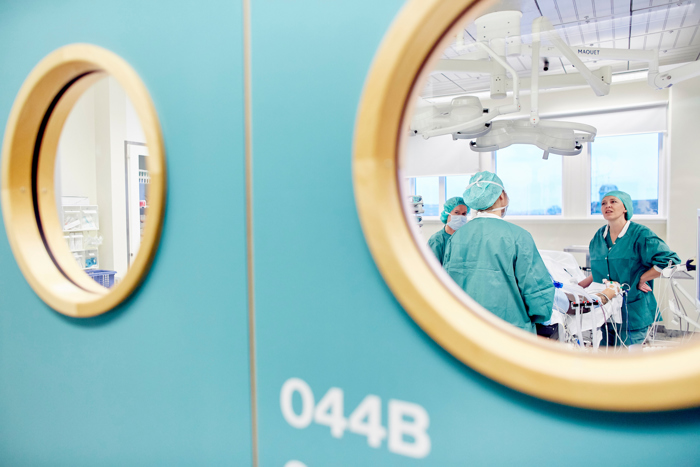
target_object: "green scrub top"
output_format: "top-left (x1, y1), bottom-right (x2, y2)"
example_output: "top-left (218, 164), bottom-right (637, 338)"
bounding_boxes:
top-left (589, 221), bottom-right (680, 330)
top-left (443, 217), bottom-right (554, 333)
top-left (428, 227), bottom-right (451, 265)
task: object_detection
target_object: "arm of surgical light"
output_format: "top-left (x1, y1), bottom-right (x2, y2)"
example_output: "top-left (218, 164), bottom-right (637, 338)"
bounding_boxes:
top-left (422, 42), bottom-right (521, 139)
top-left (520, 43), bottom-right (657, 62)
top-left (534, 16), bottom-right (610, 97)
top-left (671, 281), bottom-right (700, 330)
top-left (652, 60), bottom-right (700, 89)
top-left (514, 67), bottom-right (612, 91)
top-left (523, 41), bottom-right (662, 91)
top-left (436, 57), bottom-right (612, 91)
top-left (530, 22), bottom-right (541, 125)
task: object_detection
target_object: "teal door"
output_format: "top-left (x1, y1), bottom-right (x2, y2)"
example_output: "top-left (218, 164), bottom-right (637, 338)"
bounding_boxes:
top-left (249, 1), bottom-right (700, 466)
top-left (0, 1), bottom-right (251, 464)
top-left (2, 1), bottom-right (700, 466)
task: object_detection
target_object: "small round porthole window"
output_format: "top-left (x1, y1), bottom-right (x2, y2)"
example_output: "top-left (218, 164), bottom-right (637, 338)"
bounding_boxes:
top-left (1, 44), bottom-right (166, 317)
top-left (354, 0), bottom-right (700, 411)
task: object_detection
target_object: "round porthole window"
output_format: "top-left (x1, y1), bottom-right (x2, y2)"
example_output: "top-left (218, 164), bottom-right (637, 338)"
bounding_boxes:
top-left (354, 0), bottom-right (700, 410)
top-left (1, 44), bottom-right (166, 317)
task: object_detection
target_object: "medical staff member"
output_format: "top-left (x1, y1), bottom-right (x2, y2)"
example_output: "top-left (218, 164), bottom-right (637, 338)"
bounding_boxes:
top-left (428, 197), bottom-right (468, 265)
top-left (443, 171), bottom-right (554, 333)
top-left (578, 191), bottom-right (680, 346)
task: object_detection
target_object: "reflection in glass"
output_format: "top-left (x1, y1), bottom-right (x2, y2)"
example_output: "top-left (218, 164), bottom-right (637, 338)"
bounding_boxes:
top-left (445, 174), bottom-right (472, 201)
top-left (56, 76), bottom-right (149, 288)
top-left (400, 1), bottom-right (700, 351)
top-left (590, 133), bottom-right (659, 215)
top-left (496, 145), bottom-right (562, 215)
top-left (414, 176), bottom-right (440, 216)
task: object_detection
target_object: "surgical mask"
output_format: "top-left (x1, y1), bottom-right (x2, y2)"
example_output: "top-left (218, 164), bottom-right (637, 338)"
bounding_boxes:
top-left (447, 215), bottom-right (468, 231)
top-left (485, 204), bottom-right (508, 217)
top-left (485, 193), bottom-right (509, 217)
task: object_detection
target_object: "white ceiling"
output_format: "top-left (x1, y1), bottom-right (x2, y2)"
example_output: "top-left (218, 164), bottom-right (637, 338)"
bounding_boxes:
top-left (423, 0), bottom-right (700, 97)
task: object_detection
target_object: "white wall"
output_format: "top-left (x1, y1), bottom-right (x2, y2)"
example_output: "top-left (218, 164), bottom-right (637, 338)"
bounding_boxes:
top-left (94, 77), bottom-right (130, 277)
top-left (57, 87), bottom-right (97, 203)
top-left (666, 75), bottom-right (700, 328)
top-left (126, 97), bottom-right (146, 143)
top-left (58, 76), bottom-right (139, 280)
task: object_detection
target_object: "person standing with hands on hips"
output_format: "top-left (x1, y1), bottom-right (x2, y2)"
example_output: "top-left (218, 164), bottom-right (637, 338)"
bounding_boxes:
top-left (578, 191), bottom-right (680, 346)
top-left (427, 197), bottom-right (468, 265)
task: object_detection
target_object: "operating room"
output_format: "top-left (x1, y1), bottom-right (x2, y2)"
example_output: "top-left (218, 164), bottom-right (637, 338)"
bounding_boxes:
top-left (399, 0), bottom-right (700, 350)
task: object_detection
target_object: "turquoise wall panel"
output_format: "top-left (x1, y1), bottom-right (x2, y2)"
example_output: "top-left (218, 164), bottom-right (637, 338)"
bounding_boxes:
top-left (0, 2), bottom-right (251, 465)
top-left (250, 1), bottom-right (700, 466)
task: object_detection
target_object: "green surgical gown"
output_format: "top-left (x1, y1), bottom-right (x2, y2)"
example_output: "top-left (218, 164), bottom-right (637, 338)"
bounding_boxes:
top-left (428, 227), bottom-right (451, 265)
top-left (443, 217), bottom-right (554, 333)
top-left (589, 221), bottom-right (680, 330)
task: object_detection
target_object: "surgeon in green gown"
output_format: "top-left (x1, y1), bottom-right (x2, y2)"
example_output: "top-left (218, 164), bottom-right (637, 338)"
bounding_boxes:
top-left (427, 197), bottom-right (468, 265)
top-left (443, 171), bottom-right (554, 333)
top-left (578, 190), bottom-right (680, 346)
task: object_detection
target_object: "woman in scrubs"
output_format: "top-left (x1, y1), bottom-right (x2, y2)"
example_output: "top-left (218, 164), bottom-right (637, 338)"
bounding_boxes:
top-left (427, 197), bottom-right (468, 265)
top-left (578, 191), bottom-right (680, 346)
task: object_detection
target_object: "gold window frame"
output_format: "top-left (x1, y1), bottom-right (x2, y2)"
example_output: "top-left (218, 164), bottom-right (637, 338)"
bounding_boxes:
top-left (353, 0), bottom-right (700, 411)
top-left (1, 44), bottom-right (166, 318)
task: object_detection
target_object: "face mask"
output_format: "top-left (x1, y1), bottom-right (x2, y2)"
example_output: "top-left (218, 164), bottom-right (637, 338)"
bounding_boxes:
top-left (447, 215), bottom-right (468, 230)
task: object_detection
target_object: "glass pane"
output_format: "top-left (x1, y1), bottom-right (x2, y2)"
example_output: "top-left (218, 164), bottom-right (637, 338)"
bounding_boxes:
top-left (415, 176), bottom-right (440, 216)
top-left (56, 76), bottom-right (150, 287)
top-left (591, 133), bottom-right (659, 215)
top-left (496, 145), bottom-right (562, 215)
top-left (445, 174), bottom-right (472, 202)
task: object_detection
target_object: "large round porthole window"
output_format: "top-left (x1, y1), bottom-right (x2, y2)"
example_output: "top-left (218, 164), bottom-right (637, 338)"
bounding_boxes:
top-left (1, 44), bottom-right (166, 317)
top-left (354, 0), bottom-right (700, 410)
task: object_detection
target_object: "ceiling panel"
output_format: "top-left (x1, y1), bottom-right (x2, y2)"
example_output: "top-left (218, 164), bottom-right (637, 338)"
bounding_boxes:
top-left (644, 32), bottom-right (663, 48)
top-left (420, 0), bottom-right (700, 98)
top-left (575, 0), bottom-right (596, 20)
top-left (593, 0), bottom-right (613, 17)
top-left (675, 25), bottom-right (697, 46)
top-left (658, 32), bottom-right (676, 49)
top-left (538, 0), bottom-right (565, 22)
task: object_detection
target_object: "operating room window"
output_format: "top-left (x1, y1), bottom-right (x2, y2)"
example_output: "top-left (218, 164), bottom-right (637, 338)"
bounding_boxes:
top-left (496, 145), bottom-right (563, 216)
top-left (590, 133), bottom-right (660, 216)
top-left (445, 174), bottom-right (472, 201)
top-left (414, 176), bottom-right (440, 216)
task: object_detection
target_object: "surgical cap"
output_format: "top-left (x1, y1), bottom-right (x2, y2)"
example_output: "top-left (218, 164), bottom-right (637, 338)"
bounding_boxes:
top-left (463, 171), bottom-right (505, 211)
top-left (440, 197), bottom-right (468, 224)
top-left (603, 190), bottom-right (633, 220)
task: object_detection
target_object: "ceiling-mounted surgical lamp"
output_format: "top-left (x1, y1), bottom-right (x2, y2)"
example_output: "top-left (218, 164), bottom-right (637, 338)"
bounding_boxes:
top-left (409, 9), bottom-right (699, 158)
top-left (469, 120), bottom-right (597, 158)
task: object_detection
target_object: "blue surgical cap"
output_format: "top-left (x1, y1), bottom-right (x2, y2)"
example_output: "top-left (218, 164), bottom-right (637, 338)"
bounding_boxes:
top-left (603, 190), bottom-right (633, 220)
top-left (440, 197), bottom-right (468, 224)
top-left (463, 171), bottom-right (505, 211)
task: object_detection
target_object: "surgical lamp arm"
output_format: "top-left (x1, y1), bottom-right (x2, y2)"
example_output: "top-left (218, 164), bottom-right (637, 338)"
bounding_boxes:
top-left (534, 16), bottom-right (610, 97)
top-left (422, 42), bottom-right (521, 139)
top-left (670, 281), bottom-right (700, 330)
top-left (530, 21), bottom-right (541, 125)
top-left (475, 41), bottom-right (520, 113)
top-left (652, 60), bottom-right (700, 89)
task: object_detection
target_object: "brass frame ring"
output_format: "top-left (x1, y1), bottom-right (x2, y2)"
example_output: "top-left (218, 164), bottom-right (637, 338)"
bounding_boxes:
top-left (1, 44), bottom-right (166, 317)
top-left (353, 0), bottom-right (700, 411)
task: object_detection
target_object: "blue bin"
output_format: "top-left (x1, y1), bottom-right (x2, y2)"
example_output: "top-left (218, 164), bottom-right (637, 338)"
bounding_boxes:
top-left (85, 269), bottom-right (117, 288)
